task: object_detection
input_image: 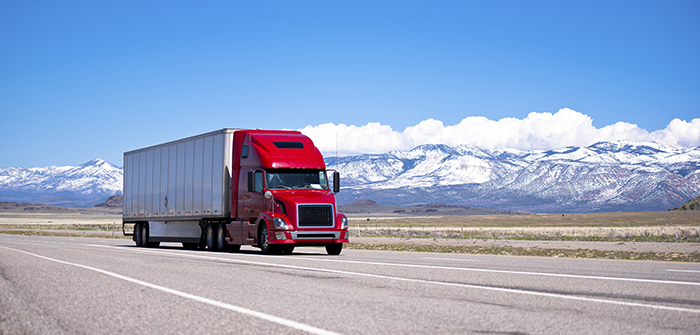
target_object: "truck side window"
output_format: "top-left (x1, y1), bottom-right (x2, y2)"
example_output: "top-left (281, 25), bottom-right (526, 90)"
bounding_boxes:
top-left (254, 171), bottom-right (263, 193)
top-left (241, 145), bottom-right (249, 159)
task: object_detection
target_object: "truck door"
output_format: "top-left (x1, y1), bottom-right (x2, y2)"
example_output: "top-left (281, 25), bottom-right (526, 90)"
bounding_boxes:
top-left (239, 168), bottom-right (264, 244)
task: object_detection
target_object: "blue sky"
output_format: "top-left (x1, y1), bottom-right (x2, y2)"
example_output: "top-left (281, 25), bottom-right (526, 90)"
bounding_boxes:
top-left (1, 0), bottom-right (699, 167)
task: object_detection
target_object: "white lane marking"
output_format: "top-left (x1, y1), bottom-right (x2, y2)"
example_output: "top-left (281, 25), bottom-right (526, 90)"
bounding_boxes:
top-left (84, 243), bottom-right (700, 287)
top-left (0, 246), bottom-right (341, 335)
top-left (667, 269), bottom-right (700, 274)
top-left (83, 245), bottom-right (700, 314)
top-left (283, 255), bottom-right (700, 287)
top-left (422, 257), bottom-right (480, 262)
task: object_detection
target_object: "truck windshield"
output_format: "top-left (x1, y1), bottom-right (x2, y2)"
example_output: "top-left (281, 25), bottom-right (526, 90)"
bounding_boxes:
top-left (265, 169), bottom-right (329, 190)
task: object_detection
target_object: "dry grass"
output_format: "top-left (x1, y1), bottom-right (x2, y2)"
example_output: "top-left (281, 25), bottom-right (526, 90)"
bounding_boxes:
top-left (345, 243), bottom-right (700, 262)
top-left (347, 226), bottom-right (700, 242)
top-left (347, 211), bottom-right (700, 242)
top-left (348, 210), bottom-right (700, 227)
top-left (0, 212), bottom-right (122, 225)
top-left (0, 212), bottom-right (125, 238)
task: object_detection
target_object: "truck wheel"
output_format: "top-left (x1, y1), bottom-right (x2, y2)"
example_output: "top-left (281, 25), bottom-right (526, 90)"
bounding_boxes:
top-left (325, 243), bottom-right (343, 255)
top-left (140, 223), bottom-right (159, 248)
top-left (136, 223), bottom-right (149, 247)
top-left (215, 223), bottom-right (227, 252)
top-left (259, 225), bottom-right (281, 255)
top-left (134, 223), bottom-right (143, 247)
top-left (141, 224), bottom-right (148, 247)
top-left (205, 223), bottom-right (217, 251)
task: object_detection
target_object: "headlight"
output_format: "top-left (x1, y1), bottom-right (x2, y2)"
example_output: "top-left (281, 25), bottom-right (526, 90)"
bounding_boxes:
top-left (273, 217), bottom-right (291, 230)
top-left (340, 216), bottom-right (348, 230)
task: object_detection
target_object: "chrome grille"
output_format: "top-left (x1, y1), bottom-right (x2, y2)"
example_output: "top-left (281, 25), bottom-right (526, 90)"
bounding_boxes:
top-left (297, 204), bottom-right (334, 227)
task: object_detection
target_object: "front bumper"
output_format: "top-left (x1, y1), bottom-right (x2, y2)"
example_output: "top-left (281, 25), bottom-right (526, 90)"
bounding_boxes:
top-left (271, 230), bottom-right (349, 245)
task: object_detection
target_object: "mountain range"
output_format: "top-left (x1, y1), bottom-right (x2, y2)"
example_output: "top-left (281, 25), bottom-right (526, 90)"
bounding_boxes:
top-left (327, 141), bottom-right (700, 213)
top-left (1, 141), bottom-right (699, 212)
top-left (0, 159), bottom-right (123, 208)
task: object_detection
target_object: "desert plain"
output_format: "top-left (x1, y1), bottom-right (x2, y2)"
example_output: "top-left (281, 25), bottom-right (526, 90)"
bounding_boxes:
top-left (0, 202), bottom-right (698, 262)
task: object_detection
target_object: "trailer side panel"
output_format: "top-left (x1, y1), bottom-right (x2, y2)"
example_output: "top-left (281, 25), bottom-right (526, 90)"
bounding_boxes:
top-left (123, 129), bottom-right (235, 222)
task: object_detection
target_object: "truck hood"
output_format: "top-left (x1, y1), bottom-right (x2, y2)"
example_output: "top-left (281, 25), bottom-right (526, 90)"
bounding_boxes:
top-left (271, 189), bottom-right (337, 207)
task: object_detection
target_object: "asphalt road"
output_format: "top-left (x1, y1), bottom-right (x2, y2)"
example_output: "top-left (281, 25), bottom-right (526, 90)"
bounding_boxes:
top-left (1, 234), bottom-right (699, 334)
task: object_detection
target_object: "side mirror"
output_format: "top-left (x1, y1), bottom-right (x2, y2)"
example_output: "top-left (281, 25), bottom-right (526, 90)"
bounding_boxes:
top-left (247, 171), bottom-right (254, 192)
top-left (333, 171), bottom-right (340, 193)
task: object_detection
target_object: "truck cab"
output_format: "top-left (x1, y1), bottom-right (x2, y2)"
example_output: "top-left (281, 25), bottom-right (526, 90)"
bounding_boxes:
top-left (230, 130), bottom-right (348, 255)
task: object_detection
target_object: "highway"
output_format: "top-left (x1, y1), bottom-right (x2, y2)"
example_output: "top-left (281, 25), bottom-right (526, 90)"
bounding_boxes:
top-left (1, 234), bottom-right (699, 334)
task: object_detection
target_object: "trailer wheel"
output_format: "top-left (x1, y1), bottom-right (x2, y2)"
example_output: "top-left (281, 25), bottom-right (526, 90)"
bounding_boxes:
top-left (134, 223), bottom-right (143, 247)
top-left (325, 243), bottom-right (343, 255)
top-left (205, 223), bottom-right (217, 251)
top-left (139, 223), bottom-right (159, 248)
top-left (141, 224), bottom-right (149, 247)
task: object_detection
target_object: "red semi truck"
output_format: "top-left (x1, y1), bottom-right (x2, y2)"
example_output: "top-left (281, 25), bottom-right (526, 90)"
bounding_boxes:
top-left (122, 128), bottom-right (348, 255)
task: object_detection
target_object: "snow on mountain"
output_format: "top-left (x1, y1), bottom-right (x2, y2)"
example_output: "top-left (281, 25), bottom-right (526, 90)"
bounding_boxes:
top-left (330, 140), bottom-right (700, 213)
top-left (0, 159), bottom-right (123, 208)
top-left (2, 140), bottom-right (699, 212)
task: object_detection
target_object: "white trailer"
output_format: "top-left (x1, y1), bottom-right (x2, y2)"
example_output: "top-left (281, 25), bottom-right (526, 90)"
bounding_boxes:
top-left (122, 129), bottom-right (235, 246)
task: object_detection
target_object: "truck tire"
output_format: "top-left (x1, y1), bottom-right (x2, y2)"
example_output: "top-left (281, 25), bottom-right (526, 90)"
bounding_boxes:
top-left (325, 243), bottom-right (343, 255)
top-left (134, 223), bottom-right (143, 247)
top-left (215, 223), bottom-right (227, 252)
top-left (205, 223), bottom-right (217, 252)
top-left (259, 225), bottom-right (281, 255)
top-left (140, 223), bottom-right (160, 248)
top-left (141, 224), bottom-right (148, 247)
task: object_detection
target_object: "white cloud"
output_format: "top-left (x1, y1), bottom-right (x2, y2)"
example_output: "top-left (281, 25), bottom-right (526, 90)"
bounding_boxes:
top-left (650, 118), bottom-right (700, 147)
top-left (300, 108), bottom-right (700, 156)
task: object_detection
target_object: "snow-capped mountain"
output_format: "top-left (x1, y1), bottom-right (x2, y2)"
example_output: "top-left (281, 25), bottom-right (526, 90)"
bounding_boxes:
top-left (328, 141), bottom-right (700, 213)
top-left (0, 159), bottom-right (123, 208)
top-left (1, 141), bottom-right (699, 212)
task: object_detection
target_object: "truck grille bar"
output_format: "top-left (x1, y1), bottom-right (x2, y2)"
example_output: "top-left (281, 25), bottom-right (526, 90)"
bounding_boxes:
top-left (297, 204), bottom-right (334, 228)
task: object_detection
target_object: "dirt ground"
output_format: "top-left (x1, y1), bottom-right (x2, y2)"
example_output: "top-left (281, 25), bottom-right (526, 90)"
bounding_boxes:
top-left (350, 237), bottom-right (700, 254)
top-left (1, 210), bottom-right (698, 257)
